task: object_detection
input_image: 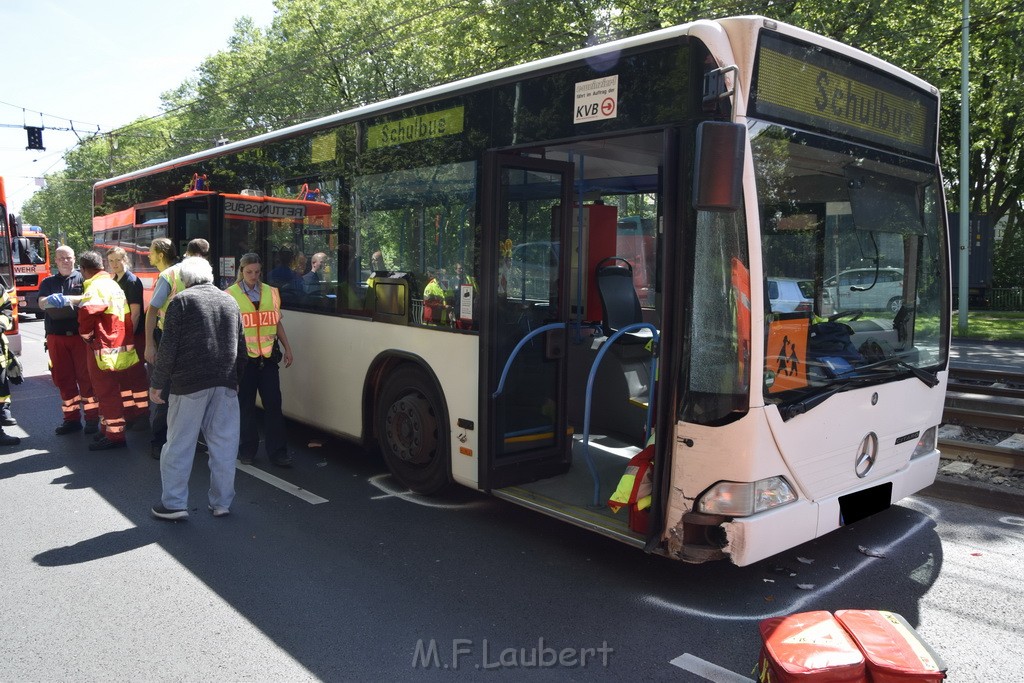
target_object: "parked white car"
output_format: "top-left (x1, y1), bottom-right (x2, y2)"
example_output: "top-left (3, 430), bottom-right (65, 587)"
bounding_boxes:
top-left (767, 277), bottom-right (815, 313)
top-left (824, 267), bottom-right (904, 313)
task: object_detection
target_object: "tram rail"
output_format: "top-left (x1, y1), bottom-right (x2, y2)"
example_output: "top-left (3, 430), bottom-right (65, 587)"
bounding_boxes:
top-left (937, 438), bottom-right (1024, 470)
top-left (940, 364), bottom-right (1024, 471)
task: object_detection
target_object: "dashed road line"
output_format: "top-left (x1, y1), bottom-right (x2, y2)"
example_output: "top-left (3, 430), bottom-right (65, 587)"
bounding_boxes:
top-left (669, 653), bottom-right (752, 681)
top-left (236, 463), bottom-right (329, 504)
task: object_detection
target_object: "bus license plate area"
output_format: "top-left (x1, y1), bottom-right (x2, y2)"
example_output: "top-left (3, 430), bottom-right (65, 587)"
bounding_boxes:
top-left (839, 482), bottom-right (892, 526)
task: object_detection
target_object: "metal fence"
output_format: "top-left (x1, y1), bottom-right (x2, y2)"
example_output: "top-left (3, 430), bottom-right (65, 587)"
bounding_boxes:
top-left (988, 288), bottom-right (1024, 311)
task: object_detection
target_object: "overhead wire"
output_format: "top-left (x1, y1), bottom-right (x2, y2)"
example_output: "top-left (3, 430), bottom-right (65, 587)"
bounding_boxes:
top-left (16, 0), bottom-right (1020, 177)
top-left (8, 0), bottom-right (1017, 139)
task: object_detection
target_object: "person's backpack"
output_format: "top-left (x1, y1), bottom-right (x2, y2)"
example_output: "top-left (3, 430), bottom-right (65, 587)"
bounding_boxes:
top-left (809, 321), bottom-right (862, 365)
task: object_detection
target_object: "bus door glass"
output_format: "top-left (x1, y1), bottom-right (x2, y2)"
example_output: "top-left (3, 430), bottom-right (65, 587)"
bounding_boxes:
top-left (483, 155), bottom-right (573, 489)
top-left (219, 196), bottom-right (260, 289)
top-left (169, 196), bottom-right (214, 262)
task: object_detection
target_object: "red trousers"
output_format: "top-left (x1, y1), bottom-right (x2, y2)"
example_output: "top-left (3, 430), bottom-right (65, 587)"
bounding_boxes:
top-left (47, 334), bottom-right (99, 423)
top-left (86, 360), bottom-right (136, 443)
top-left (122, 330), bottom-right (149, 419)
top-left (126, 327), bottom-right (149, 417)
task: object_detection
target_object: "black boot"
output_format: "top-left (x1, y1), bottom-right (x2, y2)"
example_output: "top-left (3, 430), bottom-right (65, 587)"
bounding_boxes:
top-left (55, 421), bottom-right (83, 435)
top-left (0, 428), bottom-right (20, 446)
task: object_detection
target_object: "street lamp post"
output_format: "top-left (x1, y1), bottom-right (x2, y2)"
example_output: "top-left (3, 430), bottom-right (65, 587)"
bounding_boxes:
top-left (957, 0), bottom-right (970, 335)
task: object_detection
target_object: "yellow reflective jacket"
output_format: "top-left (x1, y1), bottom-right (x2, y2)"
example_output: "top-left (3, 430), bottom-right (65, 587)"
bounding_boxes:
top-left (155, 265), bottom-right (185, 330)
top-left (607, 444), bottom-right (653, 513)
top-left (226, 282), bottom-right (281, 359)
top-left (78, 271), bottom-right (140, 371)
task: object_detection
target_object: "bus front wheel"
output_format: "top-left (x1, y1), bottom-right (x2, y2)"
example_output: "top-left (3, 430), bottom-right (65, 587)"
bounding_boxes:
top-left (376, 365), bottom-right (450, 495)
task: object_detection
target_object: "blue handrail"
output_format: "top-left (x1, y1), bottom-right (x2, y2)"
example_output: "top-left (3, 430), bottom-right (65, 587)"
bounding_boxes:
top-left (491, 322), bottom-right (567, 399)
top-left (493, 319), bottom-right (659, 509)
top-left (581, 324), bottom-right (659, 507)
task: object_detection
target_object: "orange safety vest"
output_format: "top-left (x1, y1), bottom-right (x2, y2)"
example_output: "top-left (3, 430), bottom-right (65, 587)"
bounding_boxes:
top-left (731, 257), bottom-right (751, 384)
top-left (227, 283), bottom-right (281, 358)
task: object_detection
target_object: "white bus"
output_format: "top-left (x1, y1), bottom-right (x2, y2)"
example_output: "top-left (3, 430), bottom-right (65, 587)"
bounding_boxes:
top-left (94, 16), bottom-right (949, 566)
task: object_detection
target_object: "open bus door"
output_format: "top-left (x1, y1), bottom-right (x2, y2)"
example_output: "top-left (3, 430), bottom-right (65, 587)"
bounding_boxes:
top-left (481, 154), bottom-right (574, 490)
top-left (167, 194), bottom-right (217, 264)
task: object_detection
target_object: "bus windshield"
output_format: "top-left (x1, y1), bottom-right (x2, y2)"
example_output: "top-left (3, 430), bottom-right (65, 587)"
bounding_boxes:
top-left (752, 123), bottom-right (947, 408)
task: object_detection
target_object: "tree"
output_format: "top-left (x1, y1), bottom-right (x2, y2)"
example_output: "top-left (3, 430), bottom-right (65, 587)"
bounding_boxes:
top-left (21, 0), bottom-right (1024, 292)
top-left (21, 116), bottom-right (181, 252)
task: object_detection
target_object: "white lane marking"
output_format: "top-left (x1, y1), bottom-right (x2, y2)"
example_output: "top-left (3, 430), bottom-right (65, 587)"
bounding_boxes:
top-left (236, 463), bottom-right (329, 504)
top-left (669, 653), bottom-right (752, 682)
top-left (999, 516), bottom-right (1024, 527)
top-left (645, 507), bottom-right (934, 621)
top-left (368, 474), bottom-right (487, 509)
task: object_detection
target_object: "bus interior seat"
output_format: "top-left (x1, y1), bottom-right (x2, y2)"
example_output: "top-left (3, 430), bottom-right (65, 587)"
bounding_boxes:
top-left (595, 256), bottom-right (649, 344)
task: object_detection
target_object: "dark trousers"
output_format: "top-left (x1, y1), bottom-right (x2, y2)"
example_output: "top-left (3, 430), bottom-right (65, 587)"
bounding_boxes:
top-left (150, 394), bottom-right (168, 445)
top-left (149, 327), bottom-right (168, 446)
top-left (238, 358), bottom-right (287, 462)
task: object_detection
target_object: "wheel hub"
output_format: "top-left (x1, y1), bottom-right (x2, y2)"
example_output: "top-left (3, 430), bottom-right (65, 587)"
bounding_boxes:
top-left (384, 394), bottom-right (435, 465)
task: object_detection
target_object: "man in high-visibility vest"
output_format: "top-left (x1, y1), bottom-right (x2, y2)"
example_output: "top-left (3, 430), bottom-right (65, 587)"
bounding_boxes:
top-left (144, 237), bottom-right (181, 458)
top-left (75, 251), bottom-right (141, 451)
top-left (422, 271), bottom-right (447, 325)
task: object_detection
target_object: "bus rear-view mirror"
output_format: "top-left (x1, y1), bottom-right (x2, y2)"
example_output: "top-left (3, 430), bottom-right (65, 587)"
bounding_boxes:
top-left (693, 121), bottom-right (745, 212)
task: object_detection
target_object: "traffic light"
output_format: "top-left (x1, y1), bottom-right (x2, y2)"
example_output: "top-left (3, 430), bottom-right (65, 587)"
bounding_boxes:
top-left (25, 126), bottom-right (44, 151)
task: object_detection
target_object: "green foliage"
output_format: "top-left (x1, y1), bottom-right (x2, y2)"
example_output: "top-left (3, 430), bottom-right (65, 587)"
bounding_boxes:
top-left (20, 116), bottom-right (181, 254)
top-left (19, 0), bottom-right (1024, 288)
top-left (20, 176), bottom-right (91, 255)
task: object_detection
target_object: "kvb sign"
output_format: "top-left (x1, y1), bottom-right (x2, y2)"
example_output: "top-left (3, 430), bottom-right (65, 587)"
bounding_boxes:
top-left (573, 75), bottom-right (619, 124)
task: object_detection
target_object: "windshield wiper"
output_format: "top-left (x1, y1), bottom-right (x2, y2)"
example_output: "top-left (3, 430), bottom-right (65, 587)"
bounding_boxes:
top-left (843, 356), bottom-right (939, 387)
top-left (778, 356), bottom-right (939, 421)
top-left (778, 375), bottom-right (879, 420)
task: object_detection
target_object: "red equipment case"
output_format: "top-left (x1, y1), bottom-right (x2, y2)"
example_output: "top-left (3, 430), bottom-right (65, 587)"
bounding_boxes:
top-left (757, 611), bottom-right (947, 682)
top-left (757, 611), bottom-right (865, 682)
top-left (834, 610), bottom-right (946, 682)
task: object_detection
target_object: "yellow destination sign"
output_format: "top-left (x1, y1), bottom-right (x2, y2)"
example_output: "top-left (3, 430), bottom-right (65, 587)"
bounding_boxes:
top-left (367, 106), bottom-right (465, 150)
top-left (753, 33), bottom-right (937, 160)
top-left (757, 44), bottom-right (932, 155)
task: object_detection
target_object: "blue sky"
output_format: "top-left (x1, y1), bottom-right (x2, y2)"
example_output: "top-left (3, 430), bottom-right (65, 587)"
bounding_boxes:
top-left (0, 0), bottom-right (278, 214)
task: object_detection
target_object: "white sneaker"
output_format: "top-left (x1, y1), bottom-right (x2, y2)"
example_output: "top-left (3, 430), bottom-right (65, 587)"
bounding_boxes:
top-left (208, 505), bottom-right (230, 518)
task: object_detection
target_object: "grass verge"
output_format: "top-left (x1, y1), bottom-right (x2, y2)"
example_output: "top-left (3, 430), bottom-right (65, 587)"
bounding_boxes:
top-left (951, 311), bottom-right (1024, 341)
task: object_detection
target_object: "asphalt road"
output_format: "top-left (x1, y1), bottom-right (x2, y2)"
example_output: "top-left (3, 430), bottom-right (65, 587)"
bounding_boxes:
top-left (1, 318), bottom-right (1021, 681)
top-left (950, 338), bottom-right (1024, 372)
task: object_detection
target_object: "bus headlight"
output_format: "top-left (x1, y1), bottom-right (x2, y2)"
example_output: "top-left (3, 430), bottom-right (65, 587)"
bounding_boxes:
top-left (911, 426), bottom-right (938, 458)
top-left (697, 476), bottom-right (797, 516)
